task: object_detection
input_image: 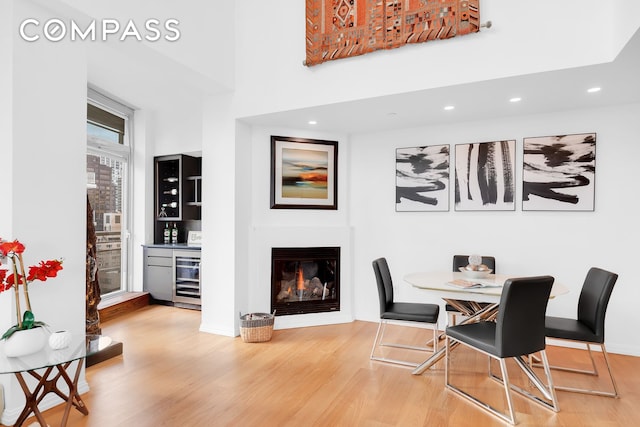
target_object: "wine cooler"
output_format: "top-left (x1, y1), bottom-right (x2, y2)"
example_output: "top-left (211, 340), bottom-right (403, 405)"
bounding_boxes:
top-left (173, 250), bottom-right (201, 306)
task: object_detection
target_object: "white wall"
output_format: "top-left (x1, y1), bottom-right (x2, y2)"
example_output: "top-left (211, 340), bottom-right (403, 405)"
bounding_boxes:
top-left (1, 8), bottom-right (638, 425)
top-left (153, 95), bottom-right (204, 156)
top-left (200, 0), bottom-right (640, 338)
top-left (613, 0), bottom-right (640, 50)
top-left (1, 0), bottom-right (197, 420)
top-left (199, 94), bottom-right (238, 336)
top-left (0, 0), bottom-right (12, 238)
top-left (234, 120), bottom-right (252, 329)
top-left (349, 103), bottom-right (640, 356)
top-left (233, 0), bottom-right (633, 118)
top-left (237, 103), bottom-right (640, 355)
top-left (0, 0), bottom-right (15, 412)
top-left (249, 127), bottom-right (350, 227)
top-left (59, 0), bottom-right (234, 92)
top-left (131, 109), bottom-right (155, 290)
top-left (0, 1), bottom-right (88, 423)
top-left (245, 126), bottom-right (353, 329)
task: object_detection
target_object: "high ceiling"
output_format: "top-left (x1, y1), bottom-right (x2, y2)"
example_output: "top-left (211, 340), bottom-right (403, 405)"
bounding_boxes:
top-left (241, 29), bottom-right (640, 135)
top-left (38, 0), bottom-right (640, 134)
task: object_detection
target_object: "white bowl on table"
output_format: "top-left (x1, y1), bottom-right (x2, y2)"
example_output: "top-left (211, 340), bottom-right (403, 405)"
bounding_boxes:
top-left (459, 267), bottom-right (493, 279)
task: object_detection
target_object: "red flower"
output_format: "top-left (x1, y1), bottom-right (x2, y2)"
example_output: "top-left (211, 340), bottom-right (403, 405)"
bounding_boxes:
top-left (0, 271), bottom-right (24, 292)
top-left (0, 237), bottom-right (63, 337)
top-left (6, 273), bottom-right (23, 285)
top-left (27, 259), bottom-right (63, 281)
top-left (0, 270), bottom-right (10, 293)
top-left (0, 240), bottom-right (26, 256)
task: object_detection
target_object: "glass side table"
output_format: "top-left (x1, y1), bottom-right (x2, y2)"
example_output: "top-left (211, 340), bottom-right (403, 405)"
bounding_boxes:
top-left (0, 334), bottom-right (94, 427)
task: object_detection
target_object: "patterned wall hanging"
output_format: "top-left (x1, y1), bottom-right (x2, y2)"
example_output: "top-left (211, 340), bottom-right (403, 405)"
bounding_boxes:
top-left (454, 140), bottom-right (516, 211)
top-left (522, 133), bottom-right (596, 211)
top-left (396, 144), bottom-right (450, 212)
top-left (305, 0), bottom-right (480, 66)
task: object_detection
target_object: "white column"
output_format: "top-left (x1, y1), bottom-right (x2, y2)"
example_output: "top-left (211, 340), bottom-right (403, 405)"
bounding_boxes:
top-left (1, 1), bottom-right (88, 424)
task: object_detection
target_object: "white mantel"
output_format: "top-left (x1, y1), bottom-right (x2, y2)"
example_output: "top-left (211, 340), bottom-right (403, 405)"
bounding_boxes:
top-left (249, 226), bottom-right (353, 329)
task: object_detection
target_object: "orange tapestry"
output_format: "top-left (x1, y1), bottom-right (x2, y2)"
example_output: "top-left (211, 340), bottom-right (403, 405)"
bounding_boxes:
top-left (305, 0), bottom-right (480, 66)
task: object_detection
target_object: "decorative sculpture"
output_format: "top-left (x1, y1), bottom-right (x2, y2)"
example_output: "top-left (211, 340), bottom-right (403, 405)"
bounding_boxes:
top-left (86, 196), bottom-right (101, 336)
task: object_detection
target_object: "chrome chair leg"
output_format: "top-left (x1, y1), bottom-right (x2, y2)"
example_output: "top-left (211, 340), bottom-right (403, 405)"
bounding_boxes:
top-left (511, 352), bottom-right (559, 412)
top-left (489, 353), bottom-right (560, 413)
top-left (369, 321), bottom-right (386, 360)
top-left (445, 337), bottom-right (516, 424)
top-left (546, 343), bottom-right (599, 375)
top-left (448, 341), bottom-right (559, 424)
top-left (499, 358), bottom-right (517, 425)
top-left (535, 342), bottom-right (620, 398)
top-left (370, 320), bottom-right (438, 368)
top-left (552, 344), bottom-right (620, 398)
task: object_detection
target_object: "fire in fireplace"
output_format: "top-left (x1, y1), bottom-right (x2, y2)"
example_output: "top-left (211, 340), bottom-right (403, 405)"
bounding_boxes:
top-left (271, 247), bottom-right (340, 316)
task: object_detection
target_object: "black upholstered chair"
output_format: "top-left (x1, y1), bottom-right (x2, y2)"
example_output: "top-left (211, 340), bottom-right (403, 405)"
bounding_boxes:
top-left (445, 276), bottom-right (558, 425)
top-left (447, 255), bottom-right (497, 325)
top-left (544, 267), bottom-right (619, 397)
top-left (370, 257), bottom-right (440, 367)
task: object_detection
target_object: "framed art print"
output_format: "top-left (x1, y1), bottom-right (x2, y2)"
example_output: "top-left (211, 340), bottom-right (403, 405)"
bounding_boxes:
top-left (522, 133), bottom-right (596, 211)
top-left (270, 136), bottom-right (338, 210)
top-left (396, 144), bottom-right (450, 212)
top-left (454, 140), bottom-right (516, 211)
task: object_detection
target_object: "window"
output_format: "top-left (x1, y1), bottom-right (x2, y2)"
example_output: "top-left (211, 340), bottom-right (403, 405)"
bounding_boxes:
top-left (86, 88), bottom-right (133, 297)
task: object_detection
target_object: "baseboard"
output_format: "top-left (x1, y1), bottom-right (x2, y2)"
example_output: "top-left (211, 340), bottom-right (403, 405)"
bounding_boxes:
top-left (98, 292), bottom-right (150, 323)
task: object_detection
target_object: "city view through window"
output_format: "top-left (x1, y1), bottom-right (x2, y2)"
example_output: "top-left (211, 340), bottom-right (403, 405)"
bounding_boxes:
top-left (87, 114), bottom-right (129, 296)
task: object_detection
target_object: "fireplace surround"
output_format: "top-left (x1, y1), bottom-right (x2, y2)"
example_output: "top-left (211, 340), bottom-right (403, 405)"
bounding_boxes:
top-left (271, 247), bottom-right (340, 316)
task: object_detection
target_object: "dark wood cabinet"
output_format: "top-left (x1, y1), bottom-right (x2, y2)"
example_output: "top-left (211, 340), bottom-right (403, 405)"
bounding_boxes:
top-left (154, 154), bottom-right (201, 244)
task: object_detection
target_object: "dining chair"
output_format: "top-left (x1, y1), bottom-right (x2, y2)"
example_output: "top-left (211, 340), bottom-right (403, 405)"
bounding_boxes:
top-left (370, 257), bottom-right (440, 367)
top-left (543, 267), bottom-right (619, 397)
top-left (445, 276), bottom-right (558, 425)
top-left (447, 255), bottom-right (497, 325)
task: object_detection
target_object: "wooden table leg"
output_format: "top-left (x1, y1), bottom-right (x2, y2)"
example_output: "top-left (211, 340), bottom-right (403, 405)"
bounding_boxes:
top-left (14, 367), bottom-right (53, 427)
top-left (58, 359), bottom-right (89, 425)
top-left (12, 359), bottom-right (89, 427)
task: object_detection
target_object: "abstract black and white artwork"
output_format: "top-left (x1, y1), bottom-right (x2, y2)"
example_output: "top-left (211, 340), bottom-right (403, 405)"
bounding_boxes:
top-left (396, 145), bottom-right (450, 212)
top-left (522, 133), bottom-right (596, 211)
top-left (454, 140), bottom-right (516, 211)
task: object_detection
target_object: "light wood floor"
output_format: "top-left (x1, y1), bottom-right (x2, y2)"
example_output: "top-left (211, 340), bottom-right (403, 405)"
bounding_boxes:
top-left (17, 305), bottom-right (640, 426)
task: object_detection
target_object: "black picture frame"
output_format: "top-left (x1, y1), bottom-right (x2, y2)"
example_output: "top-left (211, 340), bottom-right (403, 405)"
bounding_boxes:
top-left (395, 144), bottom-right (450, 212)
top-left (454, 140), bottom-right (516, 211)
top-left (270, 136), bottom-right (338, 210)
top-left (522, 133), bottom-right (596, 211)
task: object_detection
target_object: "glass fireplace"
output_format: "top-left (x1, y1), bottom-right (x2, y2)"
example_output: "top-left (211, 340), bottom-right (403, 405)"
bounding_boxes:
top-left (271, 247), bottom-right (340, 316)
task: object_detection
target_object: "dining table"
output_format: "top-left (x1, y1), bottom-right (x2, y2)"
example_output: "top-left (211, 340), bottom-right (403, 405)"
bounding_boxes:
top-left (403, 271), bottom-right (569, 375)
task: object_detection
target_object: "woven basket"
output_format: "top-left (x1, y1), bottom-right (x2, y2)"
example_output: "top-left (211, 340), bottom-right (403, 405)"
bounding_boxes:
top-left (239, 312), bottom-right (275, 343)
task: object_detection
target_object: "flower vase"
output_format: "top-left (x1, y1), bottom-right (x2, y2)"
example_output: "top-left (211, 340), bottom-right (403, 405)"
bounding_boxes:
top-left (3, 327), bottom-right (47, 357)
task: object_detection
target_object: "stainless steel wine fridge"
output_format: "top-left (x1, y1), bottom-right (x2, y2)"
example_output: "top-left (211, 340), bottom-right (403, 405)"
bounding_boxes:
top-left (173, 250), bottom-right (201, 306)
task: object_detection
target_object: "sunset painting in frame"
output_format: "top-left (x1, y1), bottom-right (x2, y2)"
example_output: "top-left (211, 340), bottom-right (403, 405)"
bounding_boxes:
top-left (271, 136), bottom-right (338, 210)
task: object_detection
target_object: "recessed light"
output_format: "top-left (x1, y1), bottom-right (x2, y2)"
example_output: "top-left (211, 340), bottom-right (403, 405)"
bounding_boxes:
top-left (587, 87), bottom-right (601, 93)
top-left (387, 112), bottom-right (397, 117)
top-left (444, 105), bottom-right (455, 111)
top-left (509, 97), bottom-right (522, 103)
top-left (308, 120), bottom-right (317, 125)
